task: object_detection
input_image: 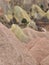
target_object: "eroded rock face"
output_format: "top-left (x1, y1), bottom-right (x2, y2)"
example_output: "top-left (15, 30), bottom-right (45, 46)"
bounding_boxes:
top-left (0, 23), bottom-right (38, 65)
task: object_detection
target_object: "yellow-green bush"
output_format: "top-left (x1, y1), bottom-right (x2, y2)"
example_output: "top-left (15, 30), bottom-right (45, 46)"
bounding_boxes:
top-left (30, 5), bottom-right (46, 19)
top-left (45, 10), bottom-right (49, 19)
top-left (11, 24), bottom-right (29, 43)
top-left (14, 6), bottom-right (37, 30)
top-left (4, 9), bottom-right (13, 22)
top-left (28, 22), bottom-right (38, 30)
top-left (14, 6), bottom-right (32, 23)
